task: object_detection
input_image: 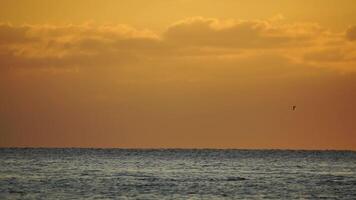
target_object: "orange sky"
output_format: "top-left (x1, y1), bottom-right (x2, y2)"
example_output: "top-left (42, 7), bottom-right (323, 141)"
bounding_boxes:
top-left (1, 0), bottom-right (356, 149)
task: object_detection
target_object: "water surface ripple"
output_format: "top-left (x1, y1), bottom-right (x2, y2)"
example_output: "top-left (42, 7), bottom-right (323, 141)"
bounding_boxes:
top-left (1, 149), bottom-right (356, 199)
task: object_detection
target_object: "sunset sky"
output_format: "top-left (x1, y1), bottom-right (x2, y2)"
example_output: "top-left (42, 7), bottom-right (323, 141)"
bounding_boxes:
top-left (1, 0), bottom-right (356, 149)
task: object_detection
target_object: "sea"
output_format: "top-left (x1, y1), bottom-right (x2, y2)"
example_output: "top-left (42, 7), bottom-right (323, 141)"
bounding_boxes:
top-left (0, 149), bottom-right (356, 199)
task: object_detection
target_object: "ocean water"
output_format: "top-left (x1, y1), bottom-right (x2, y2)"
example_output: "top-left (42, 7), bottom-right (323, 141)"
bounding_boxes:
top-left (0, 149), bottom-right (356, 199)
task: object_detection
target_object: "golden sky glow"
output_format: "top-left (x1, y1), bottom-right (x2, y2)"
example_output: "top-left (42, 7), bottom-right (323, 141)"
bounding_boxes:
top-left (1, 0), bottom-right (356, 149)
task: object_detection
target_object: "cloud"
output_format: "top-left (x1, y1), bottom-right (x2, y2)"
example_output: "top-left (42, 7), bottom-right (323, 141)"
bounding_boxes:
top-left (0, 18), bottom-right (355, 72)
top-left (304, 47), bottom-right (356, 63)
top-left (164, 17), bottom-right (324, 48)
top-left (0, 23), bottom-right (35, 45)
top-left (346, 25), bottom-right (356, 41)
top-left (0, 23), bottom-right (161, 68)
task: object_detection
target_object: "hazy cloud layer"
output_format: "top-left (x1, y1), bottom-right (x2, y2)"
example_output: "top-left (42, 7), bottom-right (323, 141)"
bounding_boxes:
top-left (346, 25), bottom-right (356, 41)
top-left (0, 18), bottom-right (355, 71)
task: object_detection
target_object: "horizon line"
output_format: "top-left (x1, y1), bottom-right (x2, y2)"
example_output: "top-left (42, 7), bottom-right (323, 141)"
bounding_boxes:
top-left (1, 147), bottom-right (355, 152)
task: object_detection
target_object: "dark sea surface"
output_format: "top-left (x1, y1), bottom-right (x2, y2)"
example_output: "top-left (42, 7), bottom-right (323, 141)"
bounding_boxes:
top-left (0, 149), bottom-right (356, 199)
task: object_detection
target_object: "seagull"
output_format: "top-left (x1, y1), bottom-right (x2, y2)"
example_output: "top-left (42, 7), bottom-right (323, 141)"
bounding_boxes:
top-left (292, 105), bottom-right (296, 111)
